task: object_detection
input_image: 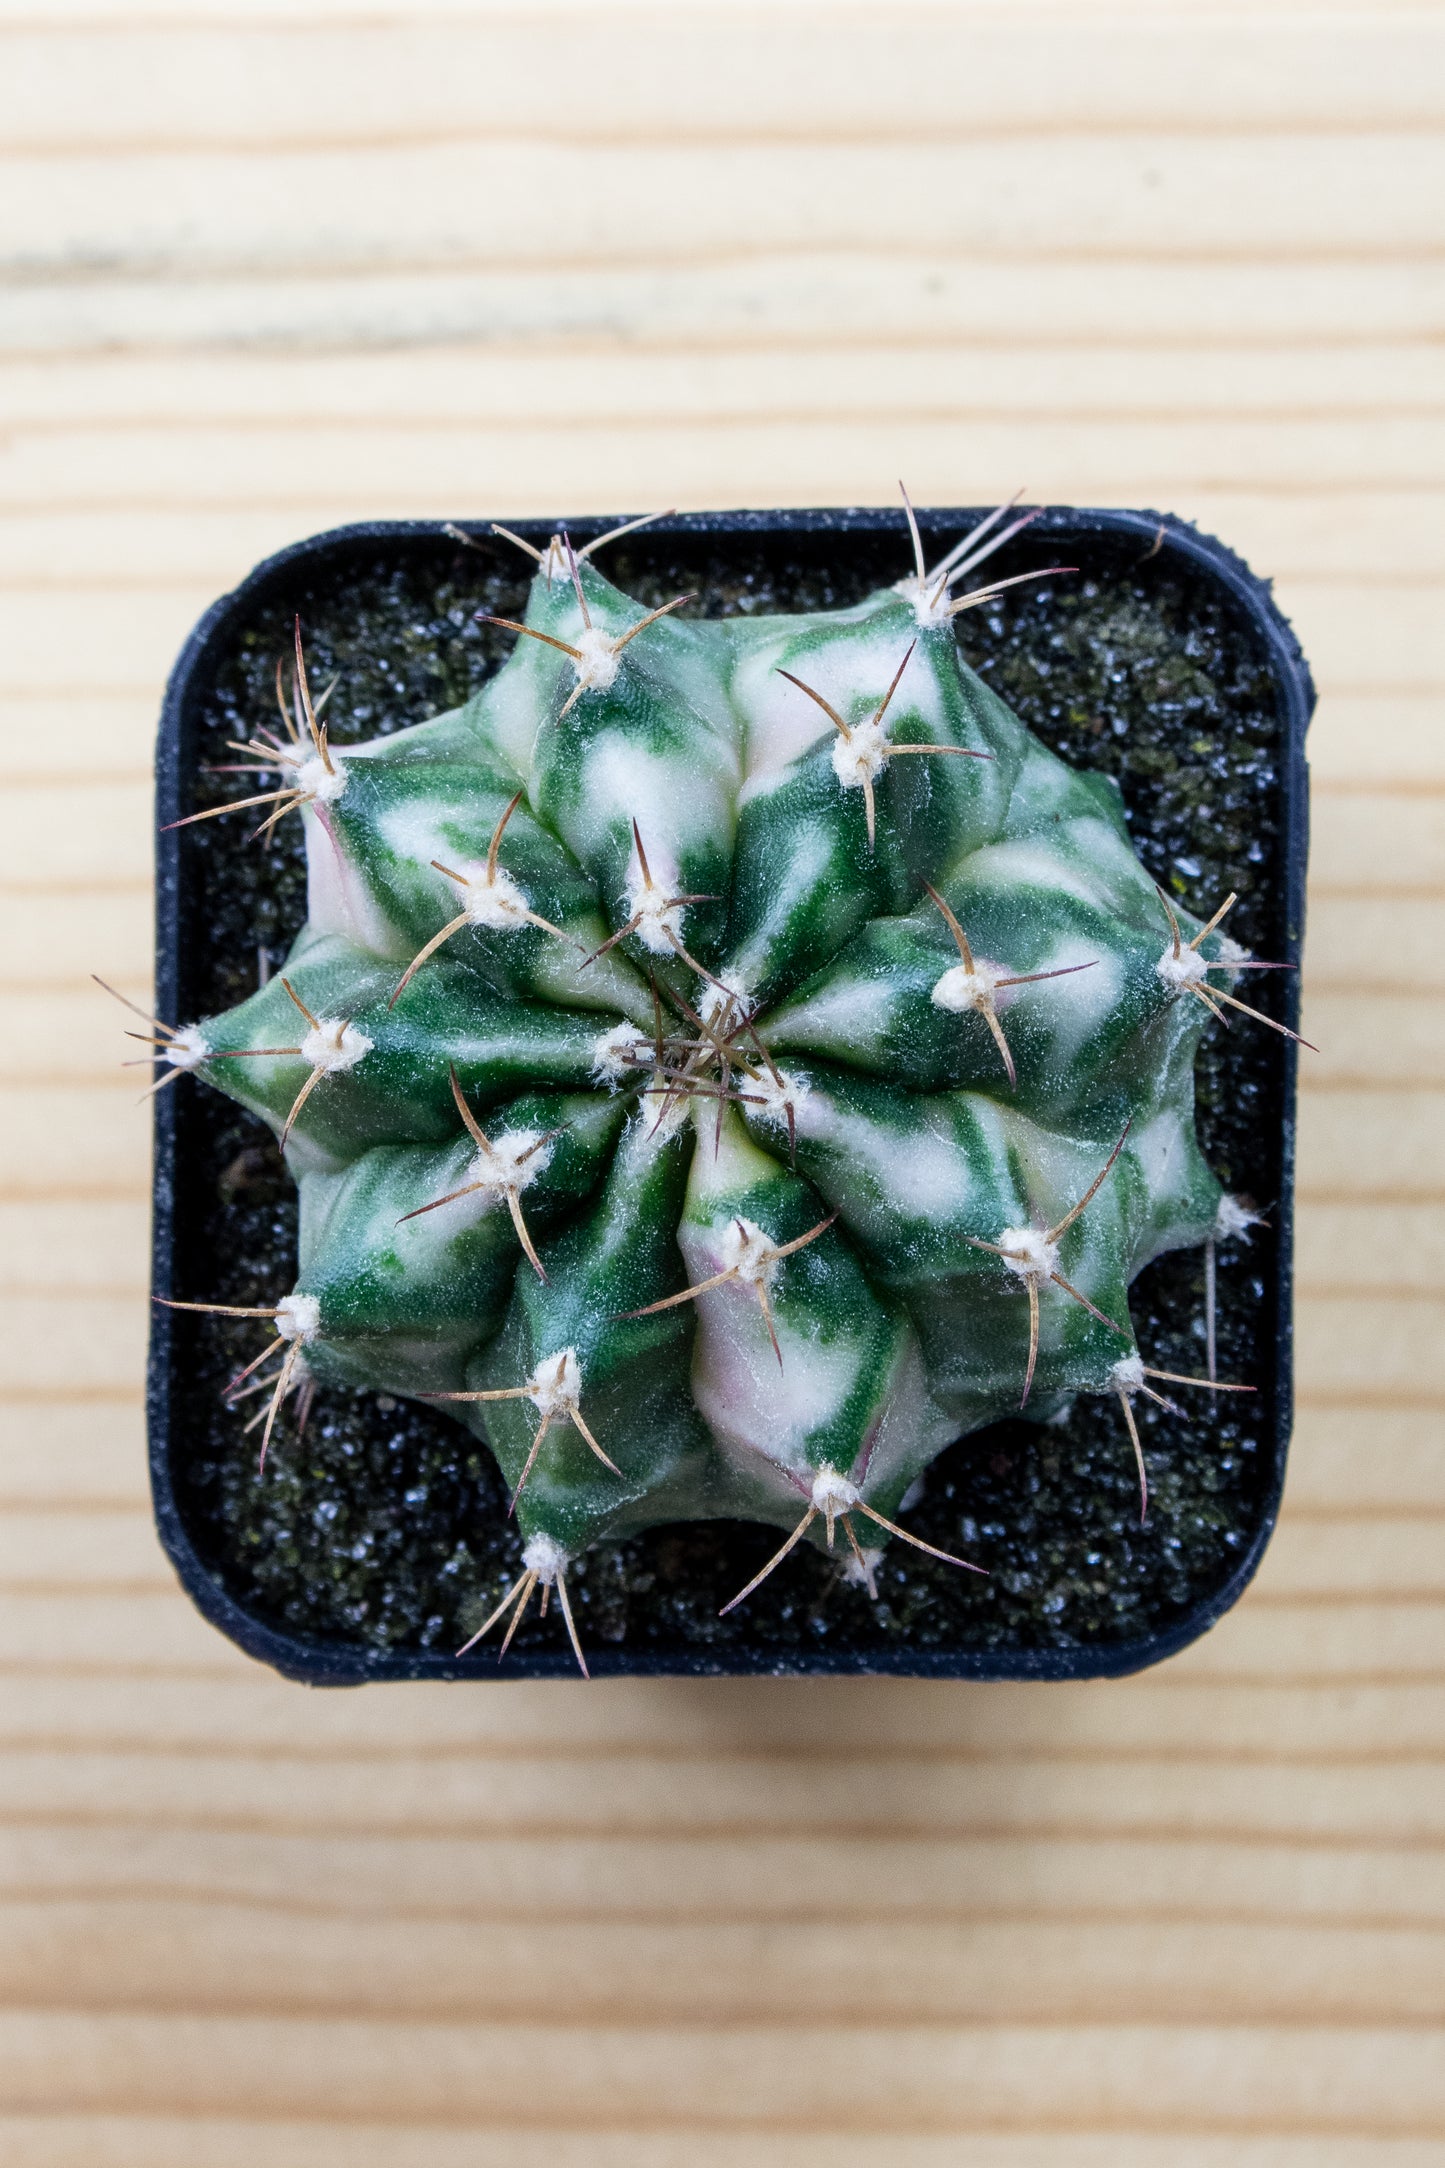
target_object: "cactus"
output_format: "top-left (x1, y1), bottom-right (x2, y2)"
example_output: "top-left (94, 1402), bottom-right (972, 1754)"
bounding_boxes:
top-left (136, 499), bottom-right (1301, 1674)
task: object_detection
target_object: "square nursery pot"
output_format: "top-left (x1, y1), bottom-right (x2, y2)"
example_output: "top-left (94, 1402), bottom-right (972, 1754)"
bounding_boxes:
top-left (148, 506), bottom-right (1312, 1684)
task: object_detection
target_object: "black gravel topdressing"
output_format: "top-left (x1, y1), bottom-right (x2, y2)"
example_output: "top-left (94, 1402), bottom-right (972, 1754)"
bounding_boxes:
top-left (153, 509), bottom-right (1307, 1680)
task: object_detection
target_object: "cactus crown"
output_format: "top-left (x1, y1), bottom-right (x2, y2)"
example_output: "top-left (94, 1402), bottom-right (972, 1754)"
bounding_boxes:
top-left (144, 503), bottom-right (1296, 1672)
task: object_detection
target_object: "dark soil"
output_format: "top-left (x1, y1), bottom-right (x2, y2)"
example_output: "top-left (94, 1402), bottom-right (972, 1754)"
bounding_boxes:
top-left (159, 510), bottom-right (1301, 1677)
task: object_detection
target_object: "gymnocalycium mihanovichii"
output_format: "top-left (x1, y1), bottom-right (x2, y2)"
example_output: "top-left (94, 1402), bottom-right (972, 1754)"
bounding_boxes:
top-left (118, 494), bottom-right (1305, 1676)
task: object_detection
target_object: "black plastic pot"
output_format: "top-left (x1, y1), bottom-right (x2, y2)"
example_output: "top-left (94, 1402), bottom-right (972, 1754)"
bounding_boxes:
top-left (149, 506), bottom-right (1312, 1684)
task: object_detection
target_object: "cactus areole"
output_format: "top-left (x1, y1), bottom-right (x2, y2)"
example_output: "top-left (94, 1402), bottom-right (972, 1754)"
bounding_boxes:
top-left (146, 507), bottom-right (1310, 1680)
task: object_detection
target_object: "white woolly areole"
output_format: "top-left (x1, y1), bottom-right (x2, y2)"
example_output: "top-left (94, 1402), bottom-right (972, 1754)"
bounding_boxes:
top-left (299, 1018), bottom-right (372, 1075)
top-left (718, 1216), bottom-right (779, 1287)
top-left (1110, 1353), bottom-right (1146, 1391)
top-left (829, 715), bottom-right (889, 788)
top-left (592, 1021), bottom-right (650, 1085)
top-left (840, 1545), bottom-right (885, 1589)
top-left (699, 974), bottom-right (751, 1030)
top-left (1156, 941), bottom-right (1208, 990)
top-left (520, 1532), bottom-right (569, 1584)
top-left (275, 1292), bottom-right (321, 1343)
top-left (460, 864), bottom-right (531, 929)
top-left (294, 753), bottom-right (348, 806)
top-left (165, 1023), bottom-right (210, 1071)
top-left (473, 1128), bottom-right (552, 1197)
top-left (998, 1226), bottom-right (1060, 1281)
top-left (525, 1347), bottom-right (582, 1418)
top-left (930, 958), bottom-right (1006, 1014)
top-left (811, 1464), bottom-right (861, 1515)
top-left (627, 879), bottom-right (684, 956)
top-left (1216, 1192), bottom-right (1264, 1242)
top-left (571, 625), bottom-right (621, 697)
top-left (1215, 933), bottom-right (1248, 968)
top-left (749, 1066), bottom-right (810, 1128)
top-left (893, 573), bottom-right (953, 629)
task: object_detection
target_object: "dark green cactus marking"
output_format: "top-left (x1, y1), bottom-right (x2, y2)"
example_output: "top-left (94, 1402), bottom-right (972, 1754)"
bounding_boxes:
top-left (139, 502), bottom-right (1299, 1673)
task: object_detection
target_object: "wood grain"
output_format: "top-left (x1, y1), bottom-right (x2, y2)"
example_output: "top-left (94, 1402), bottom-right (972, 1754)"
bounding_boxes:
top-left (1, 2), bottom-right (1441, 2159)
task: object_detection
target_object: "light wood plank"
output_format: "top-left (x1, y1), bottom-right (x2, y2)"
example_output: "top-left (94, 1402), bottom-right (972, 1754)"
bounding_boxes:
top-left (5, 1728), bottom-right (1445, 1839)
top-left (5, 422), bottom-right (1445, 526)
top-left (0, 783), bottom-right (155, 886)
top-left (0, 1199), bottom-right (150, 1288)
top-left (3, 2), bottom-right (1442, 2151)
top-left (4, 1901), bottom-right (1444, 2028)
top-left (0, 893), bottom-right (154, 993)
top-left (12, 253), bottom-right (1445, 359)
top-left (5, 12), bottom-right (1444, 149)
top-left (4, 343), bottom-right (1445, 429)
top-left (8, 1819), bottom-right (1445, 1929)
top-left (5, 1727), bottom-right (1445, 1840)
top-left (1256, 1516), bottom-right (1445, 1599)
top-left (1285, 1403), bottom-right (1445, 1510)
top-left (0, 2127), bottom-right (1438, 2168)
top-left (0, 1511), bottom-right (170, 1591)
top-left (1304, 899), bottom-right (1445, 1001)
top-left (0, 1092), bottom-right (149, 1199)
top-left (0, 1300), bottom-right (149, 1396)
top-left (0, 1400), bottom-right (148, 1509)
top-left (1303, 992), bottom-right (1445, 1087)
top-left (0, 695), bottom-right (158, 782)
top-left (1297, 1091), bottom-right (1445, 1196)
top-left (10, 137), bottom-right (1445, 280)
top-left (0, 2011), bottom-right (1440, 2130)
top-left (1296, 1200), bottom-right (1445, 1286)
top-left (1311, 791), bottom-right (1445, 889)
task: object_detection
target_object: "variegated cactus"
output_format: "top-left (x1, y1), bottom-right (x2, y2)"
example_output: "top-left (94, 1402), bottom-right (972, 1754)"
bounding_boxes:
top-left (136, 501), bottom-right (1295, 1673)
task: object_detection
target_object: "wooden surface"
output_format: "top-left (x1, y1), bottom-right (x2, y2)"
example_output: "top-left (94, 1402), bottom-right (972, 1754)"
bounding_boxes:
top-left (2, 2), bottom-right (1443, 2159)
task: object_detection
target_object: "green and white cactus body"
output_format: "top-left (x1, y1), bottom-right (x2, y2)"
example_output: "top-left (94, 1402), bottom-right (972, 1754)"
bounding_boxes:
top-left (178, 530), bottom-right (1239, 1621)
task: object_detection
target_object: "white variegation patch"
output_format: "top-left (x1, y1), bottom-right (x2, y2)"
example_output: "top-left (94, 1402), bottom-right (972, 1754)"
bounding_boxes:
top-left (762, 970), bottom-right (893, 1059)
top-left (1127, 1112), bottom-right (1185, 1203)
top-left (954, 839), bottom-right (1109, 916)
top-left (724, 820), bottom-right (836, 989)
top-left (795, 1090), bottom-right (978, 1225)
top-left (1029, 940), bottom-right (1121, 1061)
top-left (304, 802), bottom-right (409, 960)
top-left (733, 621), bottom-right (947, 782)
top-left (584, 736), bottom-right (721, 865)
